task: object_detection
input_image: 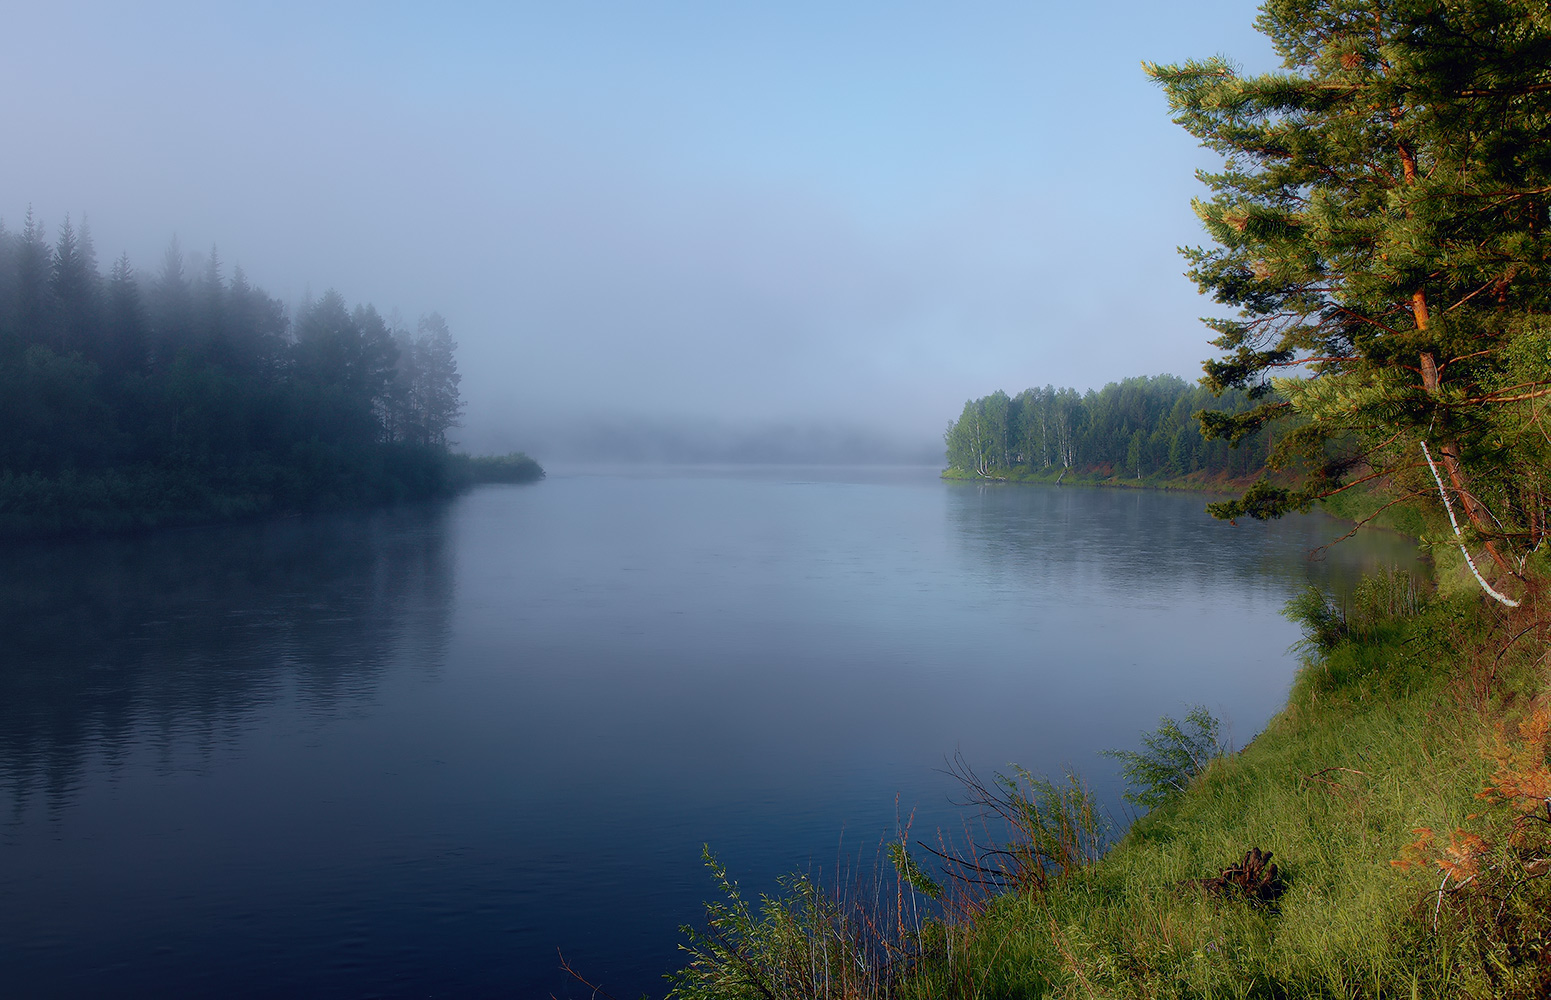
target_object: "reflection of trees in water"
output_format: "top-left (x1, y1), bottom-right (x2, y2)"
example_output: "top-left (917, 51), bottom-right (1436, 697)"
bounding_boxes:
top-left (0, 504), bottom-right (456, 814)
top-left (945, 483), bottom-right (1424, 600)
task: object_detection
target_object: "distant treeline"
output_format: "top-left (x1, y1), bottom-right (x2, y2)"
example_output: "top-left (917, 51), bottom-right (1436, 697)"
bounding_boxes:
top-left (0, 208), bottom-right (492, 537)
top-left (944, 375), bottom-right (1272, 481)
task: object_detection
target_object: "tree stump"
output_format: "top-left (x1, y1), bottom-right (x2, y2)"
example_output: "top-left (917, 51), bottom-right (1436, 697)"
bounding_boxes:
top-left (1193, 847), bottom-right (1286, 907)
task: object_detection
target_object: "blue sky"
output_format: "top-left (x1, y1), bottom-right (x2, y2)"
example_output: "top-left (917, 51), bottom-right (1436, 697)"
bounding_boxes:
top-left (1, 1), bottom-right (1279, 457)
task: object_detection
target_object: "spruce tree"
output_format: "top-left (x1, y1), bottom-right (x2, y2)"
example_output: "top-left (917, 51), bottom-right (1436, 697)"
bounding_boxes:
top-left (150, 235), bottom-right (191, 366)
top-left (196, 243), bottom-right (226, 362)
top-left (16, 207), bottom-right (54, 347)
top-left (1148, 0), bottom-right (1551, 595)
top-left (106, 253), bottom-right (148, 373)
top-left (51, 214), bottom-right (100, 356)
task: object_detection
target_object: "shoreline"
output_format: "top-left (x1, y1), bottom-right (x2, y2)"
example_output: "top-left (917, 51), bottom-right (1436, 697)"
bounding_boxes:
top-left (940, 464), bottom-right (1276, 498)
top-left (0, 452), bottom-right (543, 544)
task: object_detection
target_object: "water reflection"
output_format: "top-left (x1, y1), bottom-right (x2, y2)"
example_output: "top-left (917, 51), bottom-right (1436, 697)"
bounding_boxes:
top-left (945, 481), bottom-right (1424, 600)
top-left (0, 504), bottom-right (455, 816)
top-left (0, 469), bottom-right (1427, 997)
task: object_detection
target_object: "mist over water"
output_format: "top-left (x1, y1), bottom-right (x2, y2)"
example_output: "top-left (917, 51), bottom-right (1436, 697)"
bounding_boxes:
top-left (0, 3), bottom-right (1284, 454)
top-left (462, 416), bottom-right (944, 466)
top-left (0, 468), bottom-right (1419, 997)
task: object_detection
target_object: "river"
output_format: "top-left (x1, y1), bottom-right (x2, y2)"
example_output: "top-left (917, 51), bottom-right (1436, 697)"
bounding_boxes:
top-left (0, 465), bottom-right (1420, 997)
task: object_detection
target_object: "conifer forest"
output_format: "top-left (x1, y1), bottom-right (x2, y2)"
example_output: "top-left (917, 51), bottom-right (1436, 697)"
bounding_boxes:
top-left (0, 213), bottom-right (471, 536)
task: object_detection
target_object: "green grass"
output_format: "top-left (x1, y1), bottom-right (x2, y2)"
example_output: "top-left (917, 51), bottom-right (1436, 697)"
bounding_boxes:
top-left (669, 585), bottom-right (1551, 999)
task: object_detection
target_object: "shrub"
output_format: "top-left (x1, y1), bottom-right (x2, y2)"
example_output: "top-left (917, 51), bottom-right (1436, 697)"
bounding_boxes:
top-left (1103, 706), bottom-right (1224, 811)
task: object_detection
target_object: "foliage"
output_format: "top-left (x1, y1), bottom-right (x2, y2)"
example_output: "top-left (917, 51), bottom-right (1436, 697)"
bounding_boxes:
top-left (924, 760), bottom-right (1110, 901)
top-left (886, 842), bottom-right (943, 903)
top-left (668, 848), bottom-right (926, 1000)
top-left (1388, 690), bottom-right (1551, 999)
top-left (1147, 0), bottom-right (1551, 602)
top-left (944, 374), bottom-right (1275, 481)
top-left (1103, 706), bottom-right (1226, 812)
top-left (670, 766), bottom-right (1111, 1000)
top-left (1284, 565), bottom-right (1429, 654)
top-left (1481, 707), bottom-right (1551, 818)
top-left (1283, 586), bottom-right (1352, 653)
top-left (461, 452), bottom-right (545, 484)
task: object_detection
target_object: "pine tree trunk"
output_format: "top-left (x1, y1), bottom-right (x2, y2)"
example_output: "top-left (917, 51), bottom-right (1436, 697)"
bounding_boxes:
top-left (1400, 122), bottom-right (1519, 579)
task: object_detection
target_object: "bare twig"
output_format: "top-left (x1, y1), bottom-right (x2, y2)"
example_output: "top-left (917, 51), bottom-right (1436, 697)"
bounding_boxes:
top-left (556, 950), bottom-right (622, 1000)
top-left (1310, 487), bottom-right (1424, 555)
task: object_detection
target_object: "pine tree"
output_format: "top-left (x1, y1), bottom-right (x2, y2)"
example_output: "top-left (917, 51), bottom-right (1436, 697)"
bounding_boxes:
top-left (51, 214), bottom-right (100, 356)
top-left (226, 265), bottom-right (287, 378)
top-left (106, 253), bottom-right (148, 373)
top-left (0, 218), bottom-right (15, 346)
top-left (1148, 0), bottom-right (1551, 596)
top-left (196, 243), bottom-right (226, 362)
top-left (16, 206), bottom-right (54, 347)
top-left (150, 234), bottom-right (191, 366)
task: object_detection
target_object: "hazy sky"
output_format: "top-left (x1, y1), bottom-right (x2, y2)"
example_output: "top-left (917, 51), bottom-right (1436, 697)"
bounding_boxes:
top-left (1, 1), bottom-right (1279, 457)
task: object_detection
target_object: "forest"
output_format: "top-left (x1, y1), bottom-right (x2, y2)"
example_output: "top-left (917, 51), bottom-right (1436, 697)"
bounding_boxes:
top-left (942, 375), bottom-right (1273, 481)
top-left (0, 209), bottom-right (475, 537)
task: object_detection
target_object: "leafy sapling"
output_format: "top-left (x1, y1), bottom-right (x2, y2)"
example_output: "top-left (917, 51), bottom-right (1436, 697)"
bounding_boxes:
top-left (1104, 706), bottom-right (1225, 811)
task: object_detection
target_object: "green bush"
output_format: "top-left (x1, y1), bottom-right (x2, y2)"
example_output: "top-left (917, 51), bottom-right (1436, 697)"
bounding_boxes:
top-left (460, 452), bottom-right (545, 484)
top-left (1103, 706), bottom-right (1225, 811)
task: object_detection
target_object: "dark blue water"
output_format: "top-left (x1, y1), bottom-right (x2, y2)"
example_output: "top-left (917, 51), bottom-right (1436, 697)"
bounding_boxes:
top-left (0, 465), bottom-right (1419, 997)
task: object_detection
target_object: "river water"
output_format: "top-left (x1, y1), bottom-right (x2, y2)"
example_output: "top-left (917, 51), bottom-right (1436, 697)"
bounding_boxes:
top-left (0, 465), bottom-right (1419, 997)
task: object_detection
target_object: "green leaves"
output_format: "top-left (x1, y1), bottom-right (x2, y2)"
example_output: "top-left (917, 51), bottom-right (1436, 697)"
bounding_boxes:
top-left (1205, 478), bottom-right (1309, 521)
top-left (887, 841), bottom-right (944, 902)
top-left (1103, 707), bottom-right (1225, 812)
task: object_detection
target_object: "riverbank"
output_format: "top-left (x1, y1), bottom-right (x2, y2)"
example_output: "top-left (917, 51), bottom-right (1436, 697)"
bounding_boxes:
top-left (0, 450), bottom-right (543, 540)
top-left (669, 571), bottom-right (1550, 998)
top-left (941, 464), bottom-right (1270, 495)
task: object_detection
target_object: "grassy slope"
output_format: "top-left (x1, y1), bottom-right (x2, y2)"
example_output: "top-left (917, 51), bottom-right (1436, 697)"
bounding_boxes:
top-left (934, 608), bottom-right (1491, 998)
top-left (918, 587), bottom-right (1551, 999)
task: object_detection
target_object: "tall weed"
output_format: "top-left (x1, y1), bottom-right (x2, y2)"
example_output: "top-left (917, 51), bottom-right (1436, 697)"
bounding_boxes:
top-left (669, 846), bottom-right (944, 1000)
top-left (1284, 564), bottom-right (1428, 654)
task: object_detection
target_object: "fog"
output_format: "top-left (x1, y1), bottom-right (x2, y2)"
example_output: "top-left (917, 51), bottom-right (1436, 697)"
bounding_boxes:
top-left (1, 1), bottom-right (1276, 462)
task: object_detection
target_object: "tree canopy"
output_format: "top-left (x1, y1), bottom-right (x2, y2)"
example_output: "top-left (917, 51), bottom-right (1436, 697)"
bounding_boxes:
top-left (1148, 0), bottom-right (1551, 600)
top-left (944, 375), bottom-right (1273, 482)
